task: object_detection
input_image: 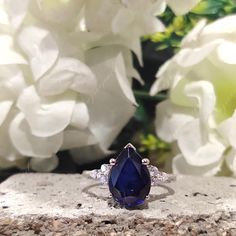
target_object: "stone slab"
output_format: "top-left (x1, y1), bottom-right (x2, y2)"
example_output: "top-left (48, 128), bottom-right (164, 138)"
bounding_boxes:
top-left (0, 173), bottom-right (235, 235)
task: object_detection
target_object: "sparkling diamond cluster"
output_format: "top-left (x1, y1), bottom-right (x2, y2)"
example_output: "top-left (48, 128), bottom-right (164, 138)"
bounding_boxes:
top-left (90, 164), bottom-right (111, 185)
top-left (148, 165), bottom-right (169, 185)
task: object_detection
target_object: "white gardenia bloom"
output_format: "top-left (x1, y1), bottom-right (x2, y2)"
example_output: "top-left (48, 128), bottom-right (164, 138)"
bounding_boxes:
top-left (151, 16), bottom-right (236, 176)
top-left (0, 0), bottom-right (198, 171)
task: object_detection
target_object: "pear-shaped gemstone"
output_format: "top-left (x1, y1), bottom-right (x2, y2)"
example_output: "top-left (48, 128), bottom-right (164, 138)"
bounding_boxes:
top-left (108, 144), bottom-right (151, 208)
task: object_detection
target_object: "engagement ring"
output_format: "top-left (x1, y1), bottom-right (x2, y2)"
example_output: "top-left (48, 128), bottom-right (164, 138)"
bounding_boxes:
top-left (90, 143), bottom-right (175, 208)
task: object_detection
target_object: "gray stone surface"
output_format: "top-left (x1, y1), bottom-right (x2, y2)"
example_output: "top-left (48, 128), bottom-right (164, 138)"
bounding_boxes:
top-left (0, 173), bottom-right (235, 235)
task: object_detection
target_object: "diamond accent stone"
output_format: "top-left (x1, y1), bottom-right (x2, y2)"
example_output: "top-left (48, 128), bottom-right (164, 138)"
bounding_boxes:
top-left (148, 165), bottom-right (175, 185)
top-left (89, 164), bottom-right (111, 184)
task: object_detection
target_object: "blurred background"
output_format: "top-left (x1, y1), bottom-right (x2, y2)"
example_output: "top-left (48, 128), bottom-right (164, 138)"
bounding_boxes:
top-left (1, 0), bottom-right (236, 182)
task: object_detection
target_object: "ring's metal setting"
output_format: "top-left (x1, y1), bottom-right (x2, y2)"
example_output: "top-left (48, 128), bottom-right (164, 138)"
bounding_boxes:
top-left (90, 143), bottom-right (175, 208)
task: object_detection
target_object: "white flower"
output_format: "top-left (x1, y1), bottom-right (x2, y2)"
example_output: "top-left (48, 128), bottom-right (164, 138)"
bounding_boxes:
top-left (0, 1), bottom-right (97, 171)
top-left (81, 0), bottom-right (199, 63)
top-left (0, 0), bottom-right (199, 171)
top-left (151, 16), bottom-right (236, 176)
top-left (166, 0), bottom-right (201, 15)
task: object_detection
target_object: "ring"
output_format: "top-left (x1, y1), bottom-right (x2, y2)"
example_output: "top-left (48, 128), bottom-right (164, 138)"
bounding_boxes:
top-left (89, 143), bottom-right (176, 208)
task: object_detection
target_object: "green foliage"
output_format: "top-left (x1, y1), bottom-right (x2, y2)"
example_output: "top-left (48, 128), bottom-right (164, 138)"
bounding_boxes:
top-left (139, 134), bottom-right (170, 153)
top-left (147, 0), bottom-right (236, 51)
top-left (138, 134), bottom-right (171, 168)
top-left (133, 91), bottom-right (167, 131)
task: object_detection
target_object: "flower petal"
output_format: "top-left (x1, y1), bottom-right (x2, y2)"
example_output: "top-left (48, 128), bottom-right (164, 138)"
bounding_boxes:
top-left (219, 112), bottom-right (236, 150)
top-left (31, 0), bottom-right (84, 27)
top-left (114, 53), bottom-right (137, 105)
top-left (0, 111), bottom-right (22, 161)
top-left (112, 8), bottom-right (135, 34)
top-left (17, 86), bottom-right (76, 137)
top-left (70, 102), bottom-right (89, 130)
top-left (30, 155), bottom-right (59, 172)
top-left (0, 100), bottom-right (13, 126)
top-left (150, 60), bottom-right (177, 95)
top-left (176, 119), bottom-right (225, 166)
top-left (225, 149), bottom-right (236, 176)
top-left (172, 154), bottom-right (222, 176)
top-left (167, 0), bottom-right (200, 16)
top-left (181, 19), bottom-right (207, 48)
top-left (5, 0), bottom-right (29, 30)
top-left (86, 46), bottom-right (137, 105)
top-left (0, 35), bottom-right (27, 65)
top-left (217, 41), bottom-right (236, 64)
top-left (18, 26), bottom-right (59, 80)
top-left (61, 129), bottom-right (97, 150)
top-left (142, 15), bottom-right (165, 35)
top-left (122, 48), bottom-right (143, 84)
top-left (201, 15), bottom-right (236, 43)
top-left (151, 0), bottom-right (166, 15)
top-left (175, 41), bottom-right (219, 67)
top-left (84, 0), bottom-right (118, 33)
top-left (184, 80), bottom-right (216, 124)
top-left (85, 48), bottom-right (136, 149)
top-left (38, 57), bottom-right (96, 96)
top-left (0, 5), bottom-right (9, 26)
top-left (3, 66), bottom-right (27, 97)
top-left (10, 112), bottom-right (63, 157)
top-left (155, 100), bottom-right (195, 142)
top-left (0, 158), bottom-right (26, 170)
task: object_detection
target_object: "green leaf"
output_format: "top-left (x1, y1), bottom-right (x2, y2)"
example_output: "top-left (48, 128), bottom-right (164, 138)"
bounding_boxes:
top-left (145, 0), bottom-right (236, 55)
top-left (134, 102), bottom-right (149, 124)
top-left (191, 0), bottom-right (225, 15)
top-left (156, 43), bottom-right (169, 50)
top-left (139, 134), bottom-right (170, 153)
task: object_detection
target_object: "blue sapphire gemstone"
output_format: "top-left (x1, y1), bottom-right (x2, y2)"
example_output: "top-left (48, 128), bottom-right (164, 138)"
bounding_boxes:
top-left (108, 144), bottom-right (151, 208)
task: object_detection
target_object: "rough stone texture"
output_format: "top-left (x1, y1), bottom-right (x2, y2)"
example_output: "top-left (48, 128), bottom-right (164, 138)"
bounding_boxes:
top-left (0, 173), bottom-right (235, 235)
